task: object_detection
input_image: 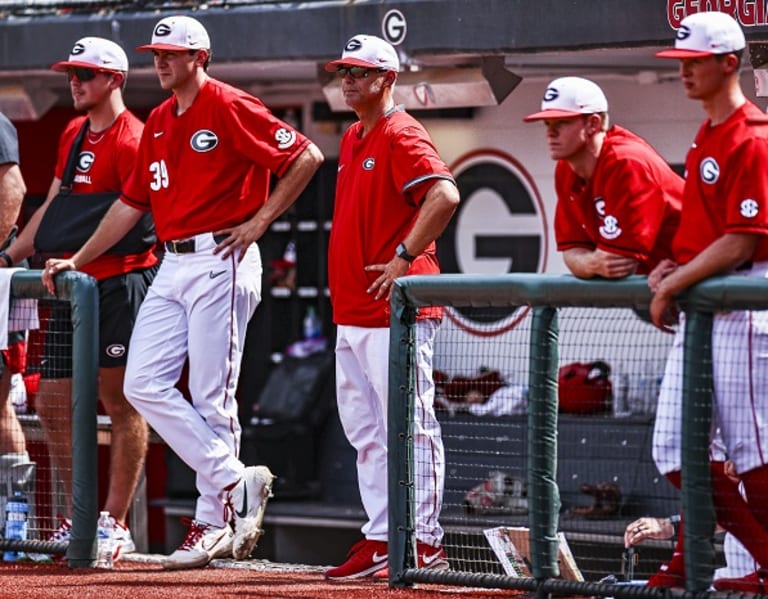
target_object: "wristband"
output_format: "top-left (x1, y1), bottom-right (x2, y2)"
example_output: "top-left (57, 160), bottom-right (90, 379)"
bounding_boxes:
top-left (0, 251), bottom-right (13, 267)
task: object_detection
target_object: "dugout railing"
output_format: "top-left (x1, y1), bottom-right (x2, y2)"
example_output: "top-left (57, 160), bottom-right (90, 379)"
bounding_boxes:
top-left (0, 270), bottom-right (98, 567)
top-left (388, 273), bottom-right (768, 597)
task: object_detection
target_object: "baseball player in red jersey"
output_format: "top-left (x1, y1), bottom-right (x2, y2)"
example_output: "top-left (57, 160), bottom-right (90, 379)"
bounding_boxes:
top-left (322, 35), bottom-right (460, 581)
top-left (523, 76), bottom-right (683, 279)
top-left (43, 15), bottom-right (324, 569)
top-left (4, 37), bottom-right (158, 558)
top-left (651, 12), bottom-right (768, 592)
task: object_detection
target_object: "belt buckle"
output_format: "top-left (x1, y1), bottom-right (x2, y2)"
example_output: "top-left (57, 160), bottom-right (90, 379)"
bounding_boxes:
top-left (167, 239), bottom-right (193, 253)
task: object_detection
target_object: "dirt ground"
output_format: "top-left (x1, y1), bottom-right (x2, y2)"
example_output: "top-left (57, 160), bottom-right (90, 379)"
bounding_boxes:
top-left (0, 553), bottom-right (525, 599)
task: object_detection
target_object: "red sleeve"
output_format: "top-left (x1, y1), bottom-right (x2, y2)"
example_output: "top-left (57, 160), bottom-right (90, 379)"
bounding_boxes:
top-left (724, 136), bottom-right (768, 235)
top-left (228, 95), bottom-right (310, 178)
top-left (390, 122), bottom-right (453, 206)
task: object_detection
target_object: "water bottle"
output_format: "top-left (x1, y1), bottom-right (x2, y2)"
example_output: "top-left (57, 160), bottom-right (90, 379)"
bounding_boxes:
top-left (3, 491), bottom-right (28, 561)
top-left (95, 511), bottom-right (114, 569)
top-left (303, 306), bottom-right (322, 340)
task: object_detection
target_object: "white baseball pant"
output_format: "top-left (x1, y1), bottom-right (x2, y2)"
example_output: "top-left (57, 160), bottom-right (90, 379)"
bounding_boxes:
top-left (124, 232), bottom-right (262, 527)
top-left (335, 319), bottom-right (445, 547)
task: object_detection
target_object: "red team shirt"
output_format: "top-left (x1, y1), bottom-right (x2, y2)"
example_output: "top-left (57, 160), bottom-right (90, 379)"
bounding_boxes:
top-left (121, 78), bottom-right (310, 241)
top-left (673, 102), bottom-right (768, 264)
top-left (328, 107), bottom-right (455, 328)
top-left (54, 111), bottom-right (158, 280)
top-left (554, 125), bottom-right (683, 274)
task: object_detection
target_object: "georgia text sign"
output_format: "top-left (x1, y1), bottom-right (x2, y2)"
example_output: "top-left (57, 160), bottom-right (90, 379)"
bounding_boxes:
top-left (668, 0), bottom-right (768, 28)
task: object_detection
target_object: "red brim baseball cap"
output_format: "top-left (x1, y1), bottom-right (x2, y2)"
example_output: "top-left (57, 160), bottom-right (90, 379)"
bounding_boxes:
top-left (523, 109), bottom-right (584, 122)
top-left (136, 42), bottom-right (195, 52)
top-left (51, 59), bottom-right (110, 72)
top-left (655, 48), bottom-right (714, 59)
top-left (324, 57), bottom-right (380, 72)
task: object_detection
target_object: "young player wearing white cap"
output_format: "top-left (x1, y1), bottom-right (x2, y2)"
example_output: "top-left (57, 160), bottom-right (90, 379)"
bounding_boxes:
top-left (523, 76), bottom-right (683, 278)
top-left (42, 15), bottom-right (324, 569)
top-left (323, 34), bottom-right (459, 580)
top-left (652, 11), bottom-right (768, 593)
top-left (4, 36), bottom-right (158, 560)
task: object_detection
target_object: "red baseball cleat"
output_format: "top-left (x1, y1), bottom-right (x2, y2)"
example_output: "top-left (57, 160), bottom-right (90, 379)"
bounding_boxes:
top-left (373, 541), bottom-right (449, 580)
top-left (325, 539), bottom-right (388, 580)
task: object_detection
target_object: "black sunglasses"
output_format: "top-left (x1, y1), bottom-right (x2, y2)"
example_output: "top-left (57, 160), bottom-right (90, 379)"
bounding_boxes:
top-left (66, 67), bottom-right (100, 82)
top-left (336, 66), bottom-right (387, 79)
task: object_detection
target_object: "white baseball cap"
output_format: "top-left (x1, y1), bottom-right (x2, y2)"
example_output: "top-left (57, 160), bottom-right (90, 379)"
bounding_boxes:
top-left (51, 37), bottom-right (128, 73)
top-left (324, 34), bottom-right (399, 72)
top-left (656, 11), bottom-right (745, 59)
top-left (136, 15), bottom-right (210, 52)
top-left (523, 77), bottom-right (608, 122)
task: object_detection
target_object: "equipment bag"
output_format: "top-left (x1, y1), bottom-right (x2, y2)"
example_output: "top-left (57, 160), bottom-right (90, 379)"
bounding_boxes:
top-left (34, 121), bottom-right (156, 255)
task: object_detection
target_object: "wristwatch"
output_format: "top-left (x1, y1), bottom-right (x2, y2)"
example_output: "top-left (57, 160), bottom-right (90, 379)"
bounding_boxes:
top-left (0, 251), bottom-right (13, 267)
top-left (396, 242), bottom-right (416, 262)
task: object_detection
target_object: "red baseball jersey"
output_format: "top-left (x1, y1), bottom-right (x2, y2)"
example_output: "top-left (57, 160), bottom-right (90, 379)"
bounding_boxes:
top-left (54, 112), bottom-right (157, 280)
top-left (554, 125), bottom-right (683, 275)
top-left (121, 78), bottom-right (310, 241)
top-left (328, 107), bottom-right (455, 327)
top-left (673, 102), bottom-right (768, 264)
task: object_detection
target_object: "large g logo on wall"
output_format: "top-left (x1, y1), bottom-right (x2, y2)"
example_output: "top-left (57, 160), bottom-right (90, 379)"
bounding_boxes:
top-left (440, 149), bottom-right (548, 335)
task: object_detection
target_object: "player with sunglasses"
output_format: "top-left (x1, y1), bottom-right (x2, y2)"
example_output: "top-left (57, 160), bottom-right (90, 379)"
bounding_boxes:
top-left (4, 36), bottom-right (158, 561)
top-left (322, 34), bottom-right (460, 580)
top-left (42, 14), bottom-right (324, 570)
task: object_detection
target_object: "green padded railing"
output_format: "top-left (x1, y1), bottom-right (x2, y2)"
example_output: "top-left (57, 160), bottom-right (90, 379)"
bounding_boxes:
top-left (389, 273), bottom-right (768, 594)
top-left (6, 270), bottom-right (99, 568)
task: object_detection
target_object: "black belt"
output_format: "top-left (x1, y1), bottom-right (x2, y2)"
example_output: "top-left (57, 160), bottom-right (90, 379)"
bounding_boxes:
top-left (164, 234), bottom-right (228, 254)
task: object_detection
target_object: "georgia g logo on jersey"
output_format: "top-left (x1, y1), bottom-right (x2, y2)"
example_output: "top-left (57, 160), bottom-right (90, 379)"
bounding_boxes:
top-left (190, 130), bottom-right (218, 152)
top-left (77, 151), bottom-right (95, 172)
top-left (274, 127), bottom-right (296, 150)
top-left (700, 157), bottom-right (720, 184)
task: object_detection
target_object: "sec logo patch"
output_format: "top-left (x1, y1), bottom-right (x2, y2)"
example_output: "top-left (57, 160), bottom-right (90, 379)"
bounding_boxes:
top-left (740, 198), bottom-right (759, 218)
top-left (275, 128), bottom-right (296, 150)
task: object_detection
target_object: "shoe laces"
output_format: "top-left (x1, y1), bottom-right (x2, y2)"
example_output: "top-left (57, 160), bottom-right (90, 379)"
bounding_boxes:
top-left (50, 517), bottom-right (72, 542)
top-left (178, 517), bottom-right (208, 551)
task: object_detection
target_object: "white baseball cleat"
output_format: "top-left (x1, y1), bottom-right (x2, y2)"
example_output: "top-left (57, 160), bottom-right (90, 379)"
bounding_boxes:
top-left (228, 465), bottom-right (275, 560)
top-left (162, 518), bottom-right (234, 570)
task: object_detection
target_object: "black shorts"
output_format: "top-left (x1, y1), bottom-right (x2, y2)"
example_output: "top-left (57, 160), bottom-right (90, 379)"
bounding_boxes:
top-left (40, 265), bottom-right (158, 378)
